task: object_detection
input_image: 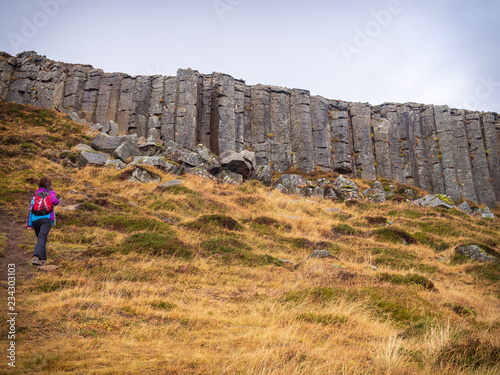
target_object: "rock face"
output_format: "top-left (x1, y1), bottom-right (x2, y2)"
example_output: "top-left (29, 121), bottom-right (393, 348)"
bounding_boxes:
top-left (1, 51), bottom-right (499, 207)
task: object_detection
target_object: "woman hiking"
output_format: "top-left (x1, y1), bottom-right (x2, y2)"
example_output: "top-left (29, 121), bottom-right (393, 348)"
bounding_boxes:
top-left (27, 177), bottom-right (59, 266)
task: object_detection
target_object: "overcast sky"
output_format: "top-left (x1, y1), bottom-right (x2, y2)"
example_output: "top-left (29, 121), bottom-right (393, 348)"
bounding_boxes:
top-left (1, 0), bottom-right (499, 113)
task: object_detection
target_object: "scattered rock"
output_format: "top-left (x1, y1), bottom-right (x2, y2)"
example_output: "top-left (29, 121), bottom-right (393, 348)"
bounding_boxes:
top-left (157, 179), bottom-right (183, 191)
top-left (105, 158), bottom-right (126, 170)
top-left (333, 175), bottom-right (360, 200)
top-left (70, 112), bottom-right (87, 125)
top-left (455, 245), bottom-right (499, 263)
top-left (218, 170), bottom-right (244, 184)
top-left (219, 150), bottom-right (256, 179)
top-left (308, 250), bottom-right (333, 259)
top-left (131, 156), bottom-right (176, 173)
top-left (418, 195), bottom-right (455, 209)
top-left (127, 168), bottom-right (161, 183)
top-left (457, 201), bottom-right (473, 215)
top-left (249, 165), bottom-right (272, 186)
top-left (78, 150), bottom-right (111, 167)
top-left (113, 139), bottom-right (141, 162)
top-left (72, 143), bottom-right (92, 152)
top-left (362, 181), bottom-right (386, 203)
top-left (479, 207), bottom-right (495, 220)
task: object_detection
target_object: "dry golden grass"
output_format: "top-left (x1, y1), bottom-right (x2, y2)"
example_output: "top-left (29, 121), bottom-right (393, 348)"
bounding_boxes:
top-left (0, 102), bottom-right (499, 374)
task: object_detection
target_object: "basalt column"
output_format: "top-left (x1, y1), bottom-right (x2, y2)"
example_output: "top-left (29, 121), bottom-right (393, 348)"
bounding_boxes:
top-left (481, 113), bottom-right (500, 204)
top-left (450, 109), bottom-right (477, 202)
top-left (421, 105), bottom-right (445, 194)
top-left (270, 86), bottom-right (292, 172)
top-left (147, 75), bottom-right (165, 140)
top-left (175, 69), bottom-right (200, 150)
top-left (234, 80), bottom-right (249, 152)
top-left (0, 53), bottom-right (14, 100)
top-left (95, 73), bottom-right (122, 126)
top-left (465, 112), bottom-right (496, 207)
top-left (290, 89), bottom-right (314, 173)
top-left (330, 100), bottom-right (354, 175)
top-left (311, 96), bottom-right (332, 171)
top-left (198, 74), bottom-right (213, 148)
top-left (371, 115), bottom-right (391, 180)
top-left (62, 65), bottom-right (87, 116)
top-left (80, 69), bottom-right (103, 123)
top-left (434, 105), bottom-right (460, 202)
top-left (250, 85), bottom-right (271, 166)
top-left (32, 61), bottom-right (67, 111)
top-left (116, 75), bottom-right (135, 135)
top-left (349, 102), bottom-right (376, 180)
top-left (210, 73), bottom-right (235, 154)
top-left (161, 76), bottom-right (177, 143)
top-left (413, 107), bottom-right (431, 192)
top-left (129, 76), bottom-right (152, 138)
top-left (6, 53), bottom-right (43, 105)
top-left (397, 105), bottom-right (419, 186)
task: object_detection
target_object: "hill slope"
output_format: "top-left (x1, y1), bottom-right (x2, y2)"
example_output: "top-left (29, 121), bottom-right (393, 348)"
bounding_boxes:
top-left (0, 101), bottom-right (499, 374)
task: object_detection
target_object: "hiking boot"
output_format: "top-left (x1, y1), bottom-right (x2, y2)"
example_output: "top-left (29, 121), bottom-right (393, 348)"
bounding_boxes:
top-left (40, 260), bottom-right (46, 266)
top-left (32, 256), bottom-right (41, 266)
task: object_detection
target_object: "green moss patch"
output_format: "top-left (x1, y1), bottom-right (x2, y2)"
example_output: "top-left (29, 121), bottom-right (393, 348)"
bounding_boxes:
top-left (116, 232), bottom-right (191, 258)
top-left (296, 312), bottom-right (348, 326)
top-left (378, 272), bottom-right (436, 290)
top-left (183, 214), bottom-right (243, 232)
top-left (413, 231), bottom-right (449, 252)
top-left (200, 237), bottom-right (282, 267)
top-left (373, 227), bottom-right (416, 245)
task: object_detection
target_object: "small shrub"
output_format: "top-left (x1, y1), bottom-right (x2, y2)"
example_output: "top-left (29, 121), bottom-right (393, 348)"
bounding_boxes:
top-left (201, 237), bottom-right (281, 267)
top-left (79, 202), bottom-right (103, 212)
top-left (297, 312), bottom-right (348, 326)
top-left (413, 231), bottom-right (449, 252)
top-left (183, 214), bottom-right (243, 232)
top-left (378, 272), bottom-right (435, 290)
top-left (442, 302), bottom-right (475, 317)
top-left (332, 224), bottom-right (357, 235)
top-left (373, 227), bottom-right (416, 245)
top-left (466, 263), bottom-right (500, 283)
top-left (290, 238), bottom-right (314, 249)
top-left (116, 232), bottom-right (191, 258)
top-left (436, 339), bottom-right (500, 369)
top-left (366, 216), bottom-right (389, 226)
top-left (150, 301), bottom-right (177, 311)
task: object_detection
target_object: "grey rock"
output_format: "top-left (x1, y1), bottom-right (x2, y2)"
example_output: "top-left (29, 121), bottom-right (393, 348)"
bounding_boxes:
top-left (128, 168), bottom-right (161, 183)
top-left (139, 141), bottom-right (165, 156)
top-left (184, 167), bottom-right (218, 181)
top-left (219, 150), bottom-right (256, 179)
top-left (418, 195), bottom-right (455, 209)
top-left (480, 207), bottom-right (495, 220)
top-left (70, 112), bottom-right (87, 125)
top-left (101, 121), bottom-right (110, 134)
top-left (456, 245), bottom-right (499, 263)
top-left (276, 174), bottom-right (307, 194)
top-left (457, 201), bottom-right (473, 215)
top-left (78, 150), bottom-right (110, 167)
top-left (275, 184), bottom-right (286, 193)
top-left (323, 187), bottom-right (338, 200)
top-left (91, 132), bottom-right (137, 154)
top-left (157, 179), bottom-right (183, 191)
top-left (105, 158), bottom-right (126, 170)
top-left (249, 165), bottom-right (272, 186)
top-left (113, 139), bottom-right (141, 162)
top-left (333, 175), bottom-right (360, 200)
top-left (107, 121), bottom-right (119, 136)
top-left (218, 170), bottom-right (243, 184)
top-left (405, 189), bottom-right (415, 198)
top-left (308, 250), bottom-right (333, 259)
top-left (131, 156), bottom-right (176, 173)
top-left (91, 123), bottom-right (103, 132)
top-left (73, 143), bottom-right (92, 152)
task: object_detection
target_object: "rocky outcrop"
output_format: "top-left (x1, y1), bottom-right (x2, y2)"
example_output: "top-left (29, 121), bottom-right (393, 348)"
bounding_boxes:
top-left (1, 51), bottom-right (499, 207)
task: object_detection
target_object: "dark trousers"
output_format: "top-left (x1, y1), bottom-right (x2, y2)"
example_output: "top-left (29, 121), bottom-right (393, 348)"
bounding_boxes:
top-left (32, 219), bottom-right (52, 261)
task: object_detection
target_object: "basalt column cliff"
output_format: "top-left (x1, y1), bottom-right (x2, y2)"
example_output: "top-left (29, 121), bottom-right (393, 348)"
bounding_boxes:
top-left (1, 51), bottom-right (499, 207)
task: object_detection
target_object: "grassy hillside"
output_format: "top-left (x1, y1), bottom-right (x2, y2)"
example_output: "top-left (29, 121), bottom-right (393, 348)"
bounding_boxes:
top-left (0, 101), bottom-right (499, 374)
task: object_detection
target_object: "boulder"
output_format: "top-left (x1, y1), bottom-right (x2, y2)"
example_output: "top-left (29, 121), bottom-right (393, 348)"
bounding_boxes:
top-left (91, 132), bottom-right (138, 154)
top-left (139, 141), bottom-right (166, 156)
top-left (218, 170), bottom-right (244, 184)
top-left (107, 121), bottom-right (119, 136)
top-left (249, 165), bottom-right (272, 186)
top-left (479, 207), bottom-right (495, 220)
top-left (333, 175), bottom-right (360, 200)
top-left (78, 150), bottom-right (111, 167)
top-left (418, 195), bottom-right (455, 209)
top-left (456, 245), bottom-right (499, 263)
top-left (457, 201), bottom-right (473, 215)
top-left (131, 156), bottom-right (176, 173)
top-left (219, 150), bottom-right (257, 179)
top-left (105, 159), bottom-right (126, 170)
top-left (157, 179), bottom-right (183, 191)
top-left (184, 167), bottom-right (218, 181)
top-left (127, 168), bottom-right (161, 183)
top-left (323, 187), bottom-right (338, 200)
top-left (308, 250), bottom-right (334, 259)
top-left (362, 181), bottom-right (387, 203)
top-left (276, 174), bottom-right (308, 194)
top-left (113, 139), bottom-right (141, 162)
top-left (70, 112), bottom-right (88, 125)
top-left (72, 143), bottom-right (92, 152)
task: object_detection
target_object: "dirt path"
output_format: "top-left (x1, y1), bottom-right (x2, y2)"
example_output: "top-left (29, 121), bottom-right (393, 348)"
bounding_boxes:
top-left (0, 210), bottom-right (33, 284)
